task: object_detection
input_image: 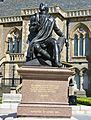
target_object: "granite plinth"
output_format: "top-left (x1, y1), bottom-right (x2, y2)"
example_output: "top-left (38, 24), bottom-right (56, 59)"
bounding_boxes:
top-left (17, 66), bottom-right (73, 118)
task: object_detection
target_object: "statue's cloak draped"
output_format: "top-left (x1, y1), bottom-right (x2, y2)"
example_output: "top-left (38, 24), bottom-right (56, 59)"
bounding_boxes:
top-left (30, 14), bottom-right (54, 46)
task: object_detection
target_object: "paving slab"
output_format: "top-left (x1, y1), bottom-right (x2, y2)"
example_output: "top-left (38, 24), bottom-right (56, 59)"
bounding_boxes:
top-left (13, 117), bottom-right (78, 120)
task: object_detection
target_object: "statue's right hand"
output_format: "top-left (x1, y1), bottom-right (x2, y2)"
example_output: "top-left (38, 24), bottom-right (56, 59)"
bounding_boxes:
top-left (65, 40), bottom-right (69, 47)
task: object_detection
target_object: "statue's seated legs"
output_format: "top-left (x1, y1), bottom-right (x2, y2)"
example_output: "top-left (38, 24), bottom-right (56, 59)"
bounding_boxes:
top-left (34, 39), bottom-right (62, 67)
top-left (46, 39), bottom-right (62, 67)
top-left (26, 38), bottom-right (62, 67)
top-left (34, 43), bottom-right (51, 60)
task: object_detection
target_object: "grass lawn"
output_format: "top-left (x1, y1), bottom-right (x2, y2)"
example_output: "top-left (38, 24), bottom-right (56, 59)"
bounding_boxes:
top-left (77, 97), bottom-right (91, 106)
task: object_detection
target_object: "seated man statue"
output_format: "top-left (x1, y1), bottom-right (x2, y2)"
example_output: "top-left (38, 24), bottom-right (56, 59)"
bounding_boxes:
top-left (26, 3), bottom-right (68, 67)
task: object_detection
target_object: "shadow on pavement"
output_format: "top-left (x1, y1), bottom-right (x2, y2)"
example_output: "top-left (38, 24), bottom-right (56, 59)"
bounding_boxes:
top-left (0, 113), bottom-right (17, 120)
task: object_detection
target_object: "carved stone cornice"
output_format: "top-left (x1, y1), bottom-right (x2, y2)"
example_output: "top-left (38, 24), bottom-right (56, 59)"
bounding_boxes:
top-left (0, 6), bottom-right (91, 23)
top-left (21, 6), bottom-right (67, 18)
top-left (21, 6), bottom-right (91, 18)
top-left (67, 9), bottom-right (91, 18)
top-left (0, 16), bottom-right (22, 23)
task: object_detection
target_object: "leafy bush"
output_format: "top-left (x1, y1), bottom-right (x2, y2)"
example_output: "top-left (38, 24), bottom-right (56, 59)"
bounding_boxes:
top-left (77, 97), bottom-right (91, 106)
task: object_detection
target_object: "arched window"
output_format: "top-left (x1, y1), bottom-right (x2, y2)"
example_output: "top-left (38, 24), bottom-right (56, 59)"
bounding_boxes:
top-left (74, 34), bottom-right (78, 56)
top-left (13, 33), bottom-right (22, 53)
top-left (8, 36), bottom-right (13, 53)
top-left (73, 26), bottom-right (89, 57)
top-left (7, 29), bottom-right (22, 53)
top-left (85, 33), bottom-right (89, 56)
top-left (79, 33), bottom-right (83, 56)
top-left (74, 73), bottom-right (80, 90)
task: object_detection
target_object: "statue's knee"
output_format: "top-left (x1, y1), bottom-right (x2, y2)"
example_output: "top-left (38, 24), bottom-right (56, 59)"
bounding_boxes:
top-left (34, 43), bottom-right (40, 51)
top-left (51, 40), bottom-right (57, 47)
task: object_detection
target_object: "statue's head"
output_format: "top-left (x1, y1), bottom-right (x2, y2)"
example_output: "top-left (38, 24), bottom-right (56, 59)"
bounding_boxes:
top-left (39, 3), bottom-right (49, 13)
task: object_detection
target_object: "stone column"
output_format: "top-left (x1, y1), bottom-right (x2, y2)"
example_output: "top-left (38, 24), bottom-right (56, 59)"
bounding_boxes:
top-left (0, 25), bottom-right (4, 58)
top-left (87, 68), bottom-right (91, 96)
top-left (69, 68), bottom-right (78, 91)
top-left (78, 71), bottom-right (86, 97)
top-left (79, 71), bottom-right (84, 91)
top-left (22, 17), bottom-right (30, 54)
top-left (4, 64), bottom-right (10, 86)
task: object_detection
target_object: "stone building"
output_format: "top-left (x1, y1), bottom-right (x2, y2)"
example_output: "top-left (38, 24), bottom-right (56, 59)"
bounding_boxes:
top-left (0, 0), bottom-right (91, 96)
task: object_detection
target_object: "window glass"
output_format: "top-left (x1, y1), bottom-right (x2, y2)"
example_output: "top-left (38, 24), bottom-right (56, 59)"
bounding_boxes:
top-left (7, 31), bottom-right (22, 53)
top-left (74, 34), bottom-right (78, 56)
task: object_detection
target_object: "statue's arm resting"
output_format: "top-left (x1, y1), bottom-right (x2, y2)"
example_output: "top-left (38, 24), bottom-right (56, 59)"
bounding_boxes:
top-left (54, 22), bottom-right (69, 47)
top-left (53, 22), bottom-right (64, 37)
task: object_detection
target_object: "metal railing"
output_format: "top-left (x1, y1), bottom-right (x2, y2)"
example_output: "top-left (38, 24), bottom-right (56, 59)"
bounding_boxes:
top-left (1, 77), bottom-right (22, 88)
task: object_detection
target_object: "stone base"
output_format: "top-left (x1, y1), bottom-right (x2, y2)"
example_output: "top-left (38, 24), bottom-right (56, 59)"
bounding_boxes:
top-left (87, 90), bottom-right (91, 96)
top-left (75, 90), bottom-right (86, 97)
top-left (17, 66), bottom-right (73, 118)
top-left (17, 104), bottom-right (71, 118)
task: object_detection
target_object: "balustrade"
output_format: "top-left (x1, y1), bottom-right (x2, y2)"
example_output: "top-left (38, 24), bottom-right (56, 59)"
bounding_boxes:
top-left (9, 53), bottom-right (25, 62)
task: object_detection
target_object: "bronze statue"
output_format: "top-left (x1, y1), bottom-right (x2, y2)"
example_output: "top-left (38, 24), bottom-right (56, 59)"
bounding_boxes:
top-left (26, 3), bottom-right (68, 67)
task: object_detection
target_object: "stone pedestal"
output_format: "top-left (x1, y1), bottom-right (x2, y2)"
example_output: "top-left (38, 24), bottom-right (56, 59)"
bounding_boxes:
top-left (75, 90), bottom-right (86, 97)
top-left (17, 66), bottom-right (73, 118)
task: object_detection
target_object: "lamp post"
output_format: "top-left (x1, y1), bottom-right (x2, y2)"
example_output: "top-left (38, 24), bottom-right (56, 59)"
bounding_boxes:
top-left (12, 32), bottom-right (19, 87)
top-left (66, 20), bottom-right (69, 62)
top-left (7, 34), bottom-right (15, 87)
top-left (12, 65), bottom-right (15, 87)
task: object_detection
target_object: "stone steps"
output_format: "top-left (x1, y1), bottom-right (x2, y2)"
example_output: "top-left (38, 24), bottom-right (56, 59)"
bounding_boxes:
top-left (72, 106), bottom-right (91, 115)
top-left (0, 104), bottom-right (91, 120)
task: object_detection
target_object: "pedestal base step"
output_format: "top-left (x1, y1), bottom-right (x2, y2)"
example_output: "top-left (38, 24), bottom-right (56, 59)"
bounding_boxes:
top-left (17, 104), bottom-right (72, 118)
top-left (14, 117), bottom-right (78, 120)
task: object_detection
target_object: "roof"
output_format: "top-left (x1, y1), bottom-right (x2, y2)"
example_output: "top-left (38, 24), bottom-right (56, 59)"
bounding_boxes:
top-left (0, 0), bottom-right (91, 17)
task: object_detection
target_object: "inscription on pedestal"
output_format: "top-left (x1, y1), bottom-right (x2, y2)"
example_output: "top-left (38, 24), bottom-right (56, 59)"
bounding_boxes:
top-left (22, 80), bottom-right (68, 103)
top-left (31, 84), bottom-right (59, 97)
top-left (28, 109), bottom-right (62, 115)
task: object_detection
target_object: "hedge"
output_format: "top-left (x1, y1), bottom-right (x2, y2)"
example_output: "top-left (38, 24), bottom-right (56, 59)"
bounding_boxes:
top-left (77, 97), bottom-right (91, 106)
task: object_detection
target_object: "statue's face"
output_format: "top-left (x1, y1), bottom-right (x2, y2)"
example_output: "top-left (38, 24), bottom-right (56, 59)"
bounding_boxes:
top-left (39, 3), bottom-right (49, 13)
